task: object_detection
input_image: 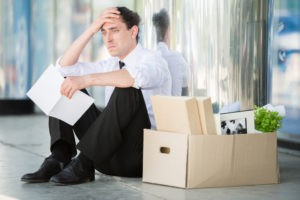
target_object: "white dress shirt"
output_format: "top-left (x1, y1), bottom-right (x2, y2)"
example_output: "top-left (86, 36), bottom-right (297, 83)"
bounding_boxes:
top-left (157, 42), bottom-right (189, 96)
top-left (55, 44), bottom-right (172, 128)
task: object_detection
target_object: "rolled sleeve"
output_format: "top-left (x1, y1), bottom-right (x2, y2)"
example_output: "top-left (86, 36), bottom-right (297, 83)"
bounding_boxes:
top-left (54, 57), bottom-right (114, 77)
top-left (123, 65), bottom-right (140, 89)
top-left (55, 57), bottom-right (81, 77)
top-left (124, 54), bottom-right (170, 89)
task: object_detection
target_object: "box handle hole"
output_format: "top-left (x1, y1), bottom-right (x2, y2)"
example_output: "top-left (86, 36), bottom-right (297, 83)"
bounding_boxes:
top-left (160, 147), bottom-right (170, 154)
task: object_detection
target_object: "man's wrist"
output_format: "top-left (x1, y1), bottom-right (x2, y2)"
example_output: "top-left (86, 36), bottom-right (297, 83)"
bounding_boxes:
top-left (84, 27), bottom-right (97, 38)
top-left (88, 23), bottom-right (102, 35)
top-left (85, 74), bottom-right (94, 87)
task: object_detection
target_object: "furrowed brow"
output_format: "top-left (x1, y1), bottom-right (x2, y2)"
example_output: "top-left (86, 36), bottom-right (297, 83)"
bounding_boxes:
top-left (109, 27), bottom-right (119, 31)
top-left (101, 26), bottom-right (118, 32)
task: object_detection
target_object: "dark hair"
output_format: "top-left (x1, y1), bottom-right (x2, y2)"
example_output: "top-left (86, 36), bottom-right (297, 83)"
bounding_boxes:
top-left (152, 9), bottom-right (170, 43)
top-left (117, 7), bottom-right (140, 42)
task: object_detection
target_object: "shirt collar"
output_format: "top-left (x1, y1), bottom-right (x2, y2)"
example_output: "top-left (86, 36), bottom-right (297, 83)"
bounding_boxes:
top-left (121, 44), bottom-right (143, 67)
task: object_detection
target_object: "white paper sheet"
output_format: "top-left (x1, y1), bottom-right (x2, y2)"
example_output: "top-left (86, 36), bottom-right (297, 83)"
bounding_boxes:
top-left (27, 65), bottom-right (95, 125)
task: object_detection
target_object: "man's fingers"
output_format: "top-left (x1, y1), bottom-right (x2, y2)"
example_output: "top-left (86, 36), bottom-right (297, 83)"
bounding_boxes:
top-left (63, 85), bottom-right (75, 99)
top-left (67, 89), bottom-right (72, 99)
top-left (102, 8), bottom-right (120, 19)
top-left (61, 86), bottom-right (73, 99)
top-left (104, 7), bottom-right (120, 15)
top-left (60, 80), bottom-right (72, 97)
top-left (60, 83), bottom-right (67, 96)
top-left (104, 13), bottom-right (120, 19)
top-left (67, 88), bottom-right (77, 99)
top-left (60, 77), bottom-right (80, 99)
top-left (101, 13), bottom-right (120, 22)
top-left (64, 85), bottom-right (77, 99)
top-left (62, 87), bottom-right (70, 98)
top-left (93, 7), bottom-right (120, 31)
top-left (101, 17), bottom-right (114, 25)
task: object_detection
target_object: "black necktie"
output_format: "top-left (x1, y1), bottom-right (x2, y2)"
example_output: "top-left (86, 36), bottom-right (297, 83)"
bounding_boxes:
top-left (119, 61), bottom-right (125, 69)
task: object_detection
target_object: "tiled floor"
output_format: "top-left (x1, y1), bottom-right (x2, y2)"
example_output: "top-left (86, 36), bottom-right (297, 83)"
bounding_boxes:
top-left (0, 115), bottom-right (300, 200)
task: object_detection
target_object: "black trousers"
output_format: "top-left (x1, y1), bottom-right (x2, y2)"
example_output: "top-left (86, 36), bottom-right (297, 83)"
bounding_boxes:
top-left (48, 87), bottom-right (151, 177)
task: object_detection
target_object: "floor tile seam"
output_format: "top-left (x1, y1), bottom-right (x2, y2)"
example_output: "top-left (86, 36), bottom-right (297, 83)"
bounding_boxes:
top-left (112, 178), bottom-right (167, 200)
top-left (278, 148), bottom-right (300, 157)
top-left (0, 140), bottom-right (45, 158)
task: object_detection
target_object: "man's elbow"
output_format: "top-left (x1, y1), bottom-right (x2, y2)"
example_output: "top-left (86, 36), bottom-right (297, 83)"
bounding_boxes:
top-left (118, 78), bottom-right (134, 88)
top-left (118, 70), bottom-right (135, 88)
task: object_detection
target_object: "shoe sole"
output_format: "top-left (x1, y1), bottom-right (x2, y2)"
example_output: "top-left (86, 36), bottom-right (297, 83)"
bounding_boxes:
top-left (50, 177), bottom-right (95, 186)
top-left (21, 178), bottom-right (49, 183)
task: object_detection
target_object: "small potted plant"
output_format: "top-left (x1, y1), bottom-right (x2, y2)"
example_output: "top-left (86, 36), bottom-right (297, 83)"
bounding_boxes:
top-left (254, 105), bottom-right (284, 133)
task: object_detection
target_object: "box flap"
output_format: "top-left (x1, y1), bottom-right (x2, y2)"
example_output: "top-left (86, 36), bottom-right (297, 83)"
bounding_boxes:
top-left (143, 129), bottom-right (188, 188)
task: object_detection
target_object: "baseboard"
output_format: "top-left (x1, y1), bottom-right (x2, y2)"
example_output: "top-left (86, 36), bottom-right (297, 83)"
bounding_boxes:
top-left (0, 99), bottom-right (34, 115)
top-left (278, 139), bottom-right (300, 152)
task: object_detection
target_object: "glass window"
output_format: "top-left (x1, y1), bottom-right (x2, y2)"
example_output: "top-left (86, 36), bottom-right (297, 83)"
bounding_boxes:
top-left (0, 0), bottom-right (30, 99)
top-left (269, 0), bottom-right (300, 135)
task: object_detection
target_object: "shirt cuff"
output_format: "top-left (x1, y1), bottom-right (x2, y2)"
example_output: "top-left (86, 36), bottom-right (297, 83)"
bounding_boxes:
top-left (55, 57), bottom-right (78, 77)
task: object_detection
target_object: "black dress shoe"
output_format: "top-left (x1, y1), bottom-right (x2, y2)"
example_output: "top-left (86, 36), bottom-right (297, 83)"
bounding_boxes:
top-left (21, 155), bottom-right (67, 183)
top-left (50, 156), bottom-right (95, 185)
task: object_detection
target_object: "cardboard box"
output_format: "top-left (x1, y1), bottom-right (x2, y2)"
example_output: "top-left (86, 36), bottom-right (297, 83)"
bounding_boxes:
top-left (151, 96), bottom-right (203, 134)
top-left (143, 129), bottom-right (279, 188)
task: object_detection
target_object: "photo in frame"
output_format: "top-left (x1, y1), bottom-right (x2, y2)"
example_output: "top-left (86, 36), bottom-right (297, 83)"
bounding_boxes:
top-left (215, 110), bottom-right (255, 135)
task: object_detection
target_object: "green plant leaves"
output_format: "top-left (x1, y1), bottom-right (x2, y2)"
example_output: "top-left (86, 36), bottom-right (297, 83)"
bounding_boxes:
top-left (254, 105), bottom-right (283, 132)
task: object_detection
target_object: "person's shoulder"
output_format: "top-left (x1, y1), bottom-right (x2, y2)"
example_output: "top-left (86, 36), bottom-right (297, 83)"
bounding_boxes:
top-left (167, 49), bottom-right (183, 57)
top-left (139, 45), bottom-right (164, 59)
top-left (139, 45), bottom-right (156, 55)
top-left (163, 50), bottom-right (186, 63)
top-left (140, 46), bottom-right (168, 67)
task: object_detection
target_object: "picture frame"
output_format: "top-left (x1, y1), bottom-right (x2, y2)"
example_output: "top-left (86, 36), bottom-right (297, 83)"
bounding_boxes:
top-left (214, 110), bottom-right (255, 135)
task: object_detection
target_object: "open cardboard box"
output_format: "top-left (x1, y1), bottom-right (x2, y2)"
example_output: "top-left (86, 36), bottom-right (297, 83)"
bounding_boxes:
top-left (143, 129), bottom-right (279, 188)
top-left (143, 95), bottom-right (279, 188)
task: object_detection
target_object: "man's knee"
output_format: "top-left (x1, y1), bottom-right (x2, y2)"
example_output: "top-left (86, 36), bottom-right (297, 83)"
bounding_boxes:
top-left (110, 87), bottom-right (143, 105)
top-left (113, 87), bottom-right (140, 96)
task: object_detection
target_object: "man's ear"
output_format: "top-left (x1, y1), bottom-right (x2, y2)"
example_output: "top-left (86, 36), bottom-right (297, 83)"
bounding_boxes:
top-left (131, 25), bottom-right (138, 39)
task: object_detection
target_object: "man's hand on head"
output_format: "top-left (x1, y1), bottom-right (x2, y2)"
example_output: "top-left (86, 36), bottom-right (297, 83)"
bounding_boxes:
top-left (60, 76), bottom-right (90, 99)
top-left (90, 7), bottom-right (120, 34)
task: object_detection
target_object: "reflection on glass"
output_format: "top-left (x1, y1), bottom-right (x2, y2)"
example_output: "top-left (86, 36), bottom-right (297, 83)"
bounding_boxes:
top-left (152, 9), bottom-right (189, 96)
top-left (0, 0), bottom-right (30, 99)
top-left (138, 0), bottom-right (269, 113)
top-left (269, 0), bottom-right (300, 135)
top-left (31, 0), bottom-right (54, 85)
top-left (31, 0), bottom-right (92, 84)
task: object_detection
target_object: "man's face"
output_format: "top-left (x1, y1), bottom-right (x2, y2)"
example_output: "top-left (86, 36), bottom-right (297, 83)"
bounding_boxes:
top-left (101, 18), bottom-right (137, 60)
